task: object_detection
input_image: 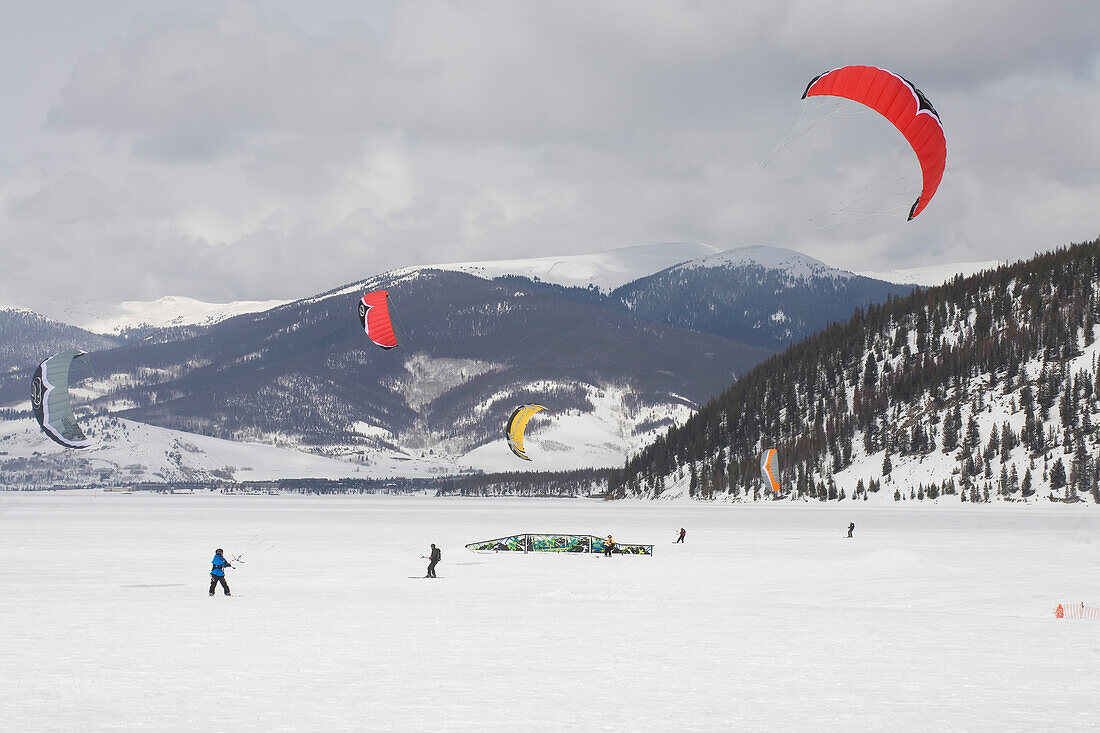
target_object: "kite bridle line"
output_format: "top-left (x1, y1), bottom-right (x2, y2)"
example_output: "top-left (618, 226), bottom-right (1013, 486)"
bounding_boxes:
top-left (389, 290), bottom-right (410, 350)
top-left (762, 95), bottom-right (922, 227)
top-left (229, 537), bottom-right (271, 565)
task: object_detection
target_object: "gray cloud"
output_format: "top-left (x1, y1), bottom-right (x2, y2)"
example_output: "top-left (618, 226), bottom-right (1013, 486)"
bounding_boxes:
top-left (2, 0), bottom-right (1099, 309)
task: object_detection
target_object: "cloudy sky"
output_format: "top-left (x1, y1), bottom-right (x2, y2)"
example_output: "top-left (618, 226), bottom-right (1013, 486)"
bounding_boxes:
top-left (2, 0), bottom-right (1099, 308)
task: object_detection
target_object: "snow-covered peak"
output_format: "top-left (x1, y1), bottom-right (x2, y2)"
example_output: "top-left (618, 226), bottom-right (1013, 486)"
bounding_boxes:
top-left (853, 261), bottom-right (1005, 287)
top-left (401, 241), bottom-right (721, 293)
top-left (31, 296), bottom-right (291, 335)
top-left (673, 245), bottom-right (856, 281)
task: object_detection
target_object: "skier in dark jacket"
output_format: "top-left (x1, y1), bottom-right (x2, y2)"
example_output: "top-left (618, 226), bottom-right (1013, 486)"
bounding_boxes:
top-left (426, 543), bottom-right (441, 578)
top-left (676, 528), bottom-right (686, 543)
top-left (847, 522), bottom-right (855, 538)
top-left (209, 548), bottom-right (233, 596)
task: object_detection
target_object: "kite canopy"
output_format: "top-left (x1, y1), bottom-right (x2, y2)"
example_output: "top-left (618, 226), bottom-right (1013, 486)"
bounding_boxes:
top-left (802, 65), bottom-right (946, 220)
top-left (359, 290), bottom-right (398, 349)
top-left (760, 448), bottom-right (780, 493)
top-left (506, 404), bottom-right (548, 461)
top-left (31, 349), bottom-right (92, 449)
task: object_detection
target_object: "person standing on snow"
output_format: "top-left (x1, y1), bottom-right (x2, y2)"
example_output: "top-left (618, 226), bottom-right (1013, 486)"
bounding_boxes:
top-left (847, 522), bottom-right (855, 538)
top-left (209, 548), bottom-right (233, 596)
top-left (604, 535), bottom-right (615, 557)
top-left (426, 543), bottom-right (441, 578)
top-left (676, 528), bottom-right (686, 544)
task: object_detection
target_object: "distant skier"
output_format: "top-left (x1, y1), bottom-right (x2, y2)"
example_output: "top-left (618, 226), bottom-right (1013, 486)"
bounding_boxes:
top-left (847, 522), bottom-right (855, 538)
top-left (425, 543), bottom-right (441, 578)
top-left (209, 548), bottom-right (233, 596)
top-left (604, 535), bottom-right (615, 557)
top-left (676, 528), bottom-right (686, 544)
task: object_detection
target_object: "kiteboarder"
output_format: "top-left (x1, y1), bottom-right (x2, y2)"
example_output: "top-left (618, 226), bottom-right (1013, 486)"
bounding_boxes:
top-left (847, 522), bottom-right (855, 538)
top-left (604, 535), bottom-right (615, 557)
top-left (209, 548), bottom-right (233, 596)
top-left (676, 528), bottom-right (686, 544)
top-left (425, 543), bottom-right (441, 578)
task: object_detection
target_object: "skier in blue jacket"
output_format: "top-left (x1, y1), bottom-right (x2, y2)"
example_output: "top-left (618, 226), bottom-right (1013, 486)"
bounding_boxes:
top-left (209, 548), bottom-right (233, 596)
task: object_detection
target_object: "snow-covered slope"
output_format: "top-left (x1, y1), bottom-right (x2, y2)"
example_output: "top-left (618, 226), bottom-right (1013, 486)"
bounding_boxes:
top-left (456, 383), bottom-right (694, 473)
top-left (30, 296), bottom-right (291, 335)
top-left (0, 380), bottom-right (689, 486)
top-left (854, 261), bottom-right (1004, 287)
top-left (410, 241), bottom-right (720, 293)
top-left (0, 416), bottom-right (456, 486)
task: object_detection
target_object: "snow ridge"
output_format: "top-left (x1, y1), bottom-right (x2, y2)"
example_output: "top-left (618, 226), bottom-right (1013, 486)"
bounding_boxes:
top-left (397, 241), bottom-right (721, 293)
top-left (675, 245), bottom-right (856, 282)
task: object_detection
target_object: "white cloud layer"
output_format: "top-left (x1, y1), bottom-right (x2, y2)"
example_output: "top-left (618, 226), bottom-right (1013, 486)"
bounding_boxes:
top-left (2, 0), bottom-right (1099, 307)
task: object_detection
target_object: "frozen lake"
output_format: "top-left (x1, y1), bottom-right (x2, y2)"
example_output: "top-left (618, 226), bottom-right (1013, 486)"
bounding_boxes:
top-left (1, 492), bottom-right (1098, 731)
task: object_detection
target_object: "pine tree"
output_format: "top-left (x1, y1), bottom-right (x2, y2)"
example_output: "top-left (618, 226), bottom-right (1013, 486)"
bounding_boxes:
top-left (863, 352), bottom-right (877, 387)
top-left (943, 403), bottom-right (962, 452)
top-left (1050, 458), bottom-right (1067, 490)
top-left (882, 453), bottom-right (892, 476)
top-left (966, 415), bottom-right (981, 450)
top-left (1000, 421), bottom-right (1017, 460)
top-left (985, 424), bottom-right (1000, 462)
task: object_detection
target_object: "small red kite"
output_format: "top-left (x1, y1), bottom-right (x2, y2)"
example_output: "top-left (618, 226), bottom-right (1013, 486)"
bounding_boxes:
top-left (359, 290), bottom-right (398, 350)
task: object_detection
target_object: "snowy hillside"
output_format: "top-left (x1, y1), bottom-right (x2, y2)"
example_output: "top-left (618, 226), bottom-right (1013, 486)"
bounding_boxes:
top-left (409, 241), bottom-right (720, 293)
top-left (612, 238), bottom-right (1100, 505)
top-left (29, 296), bottom-right (291, 335)
top-left (0, 416), bottom-right (452, 486)
top-left (0, 381), bottom-right (690, 487)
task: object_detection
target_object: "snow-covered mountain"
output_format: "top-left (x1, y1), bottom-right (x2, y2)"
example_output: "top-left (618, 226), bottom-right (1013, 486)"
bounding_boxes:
top-left (1, 240), bottom-right (992, 488)
top-left (29, 296), bottom-right (291, 336)
top-left (410, 241), bottom-right (721, 293)
top-left (854, 260), bottom-right (1004, 287)
top-left (675, 245), bottom-right (856, 282)
top-left (611, 238), bottom-right (1100, 505)
top-left (611, 245), bottom-right (912, 350)
top-left (0, 267), bottom-right (772, 487)
top-left (0, 308), bottom-right (120, 373)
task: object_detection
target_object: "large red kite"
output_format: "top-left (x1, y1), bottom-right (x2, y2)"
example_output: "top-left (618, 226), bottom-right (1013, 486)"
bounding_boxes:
top-left (803, 65), bottom-right (946, 220)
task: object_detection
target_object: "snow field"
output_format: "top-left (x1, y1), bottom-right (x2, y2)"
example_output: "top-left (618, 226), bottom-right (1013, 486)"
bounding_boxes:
top-left (1, 494), bottom-right (1098, 732)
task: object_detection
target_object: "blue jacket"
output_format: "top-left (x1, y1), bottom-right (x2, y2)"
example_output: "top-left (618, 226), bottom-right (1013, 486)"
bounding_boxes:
top-left (211, 554), bottom-right (231, 577)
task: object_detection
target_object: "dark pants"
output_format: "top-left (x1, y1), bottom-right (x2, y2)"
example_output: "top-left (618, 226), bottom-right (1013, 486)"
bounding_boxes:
top-left (847, 529), bottom-right (854, 538)
top-left (427, 560), bottom-right (439, 578)
top-left (604, 546), bottom-right (613, 557)
top-left (676, 536), bottom-right (685, 543)
top-left (209, 574), bottom-right (231, 595)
